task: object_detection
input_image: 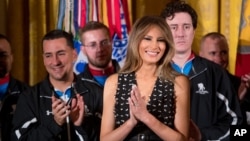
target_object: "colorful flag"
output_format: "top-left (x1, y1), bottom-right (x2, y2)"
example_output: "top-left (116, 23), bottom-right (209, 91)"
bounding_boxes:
top-left (235, 0), bottom-right (250, 76)
top-left (57, 0), bottom-right (132, 74)
top-left (111, 0), bottom-right (130, 66)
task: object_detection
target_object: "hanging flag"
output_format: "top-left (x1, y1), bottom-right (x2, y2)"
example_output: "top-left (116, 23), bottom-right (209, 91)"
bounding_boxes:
top-left (57, 0), bottom-right (66, 29)
top-left (57, 0), bottom-right (132, 74)
top-left (73, 0), bottom-right (89, 74)
top-left (235, 0), bottom-right (250, 76)
top-left (111, 0), bottom-right (130, 66)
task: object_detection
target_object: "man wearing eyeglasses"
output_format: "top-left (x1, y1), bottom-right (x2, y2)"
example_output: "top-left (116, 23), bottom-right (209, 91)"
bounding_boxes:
top-left (78, 21), bottom-right (120, 141)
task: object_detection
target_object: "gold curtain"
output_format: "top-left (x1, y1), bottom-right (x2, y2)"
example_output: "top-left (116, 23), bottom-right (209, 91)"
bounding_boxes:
top-left (0, 0), bottom-right (7, 34)
top-left (219, 0), bottom-right (242, 75)
top-left (187, 0), bottom-right (219, 54)
top-left (7, 0), bottom-right (29, 84)
top-left (133, 0), bottom-right (171, 21)
top-left (3, 0), bottom-right (58, 85)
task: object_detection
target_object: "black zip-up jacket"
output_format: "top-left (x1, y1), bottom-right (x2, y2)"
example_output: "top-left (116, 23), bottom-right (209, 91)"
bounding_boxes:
top-left (76, 60), bottom-right (120, 141)
top-left (189, 56), bottom-right (242, 141)
top-left (0, 76), bottom-right (29, 141)
top-left (227, 70), bottom-right (250, 125)
top-left (11, 76), bottom-right (90, 141)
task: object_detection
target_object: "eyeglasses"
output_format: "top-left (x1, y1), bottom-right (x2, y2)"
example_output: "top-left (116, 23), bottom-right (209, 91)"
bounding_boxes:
top-left (83, 40), bottom-right (111, 49)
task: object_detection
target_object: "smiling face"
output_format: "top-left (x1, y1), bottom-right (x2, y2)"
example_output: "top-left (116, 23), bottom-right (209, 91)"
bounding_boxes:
top-left (166, 12), bottom-right (195, 54)
top-left (138, 26), bottom-right (166, 65)
top-left (43, 38), bottom-right (77, 82)
top-left (0, 39), bottom-right (13, 78)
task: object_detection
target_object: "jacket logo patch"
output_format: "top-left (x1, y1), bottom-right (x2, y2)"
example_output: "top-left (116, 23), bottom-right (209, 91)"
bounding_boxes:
top-left (195, 83), bottom-right (208, 95)
top-left (46, 110), bottom-right (53, 116)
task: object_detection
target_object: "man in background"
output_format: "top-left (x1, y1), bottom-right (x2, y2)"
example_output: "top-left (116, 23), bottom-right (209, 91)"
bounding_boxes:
top-left (161, 1), bottom-right (242, 140)
top-left (0, 34), bottom-right (30, 141)
top-left (200, 32), bottom-right (250, 125)
top-left (77, 21), bottom-right (120, 141)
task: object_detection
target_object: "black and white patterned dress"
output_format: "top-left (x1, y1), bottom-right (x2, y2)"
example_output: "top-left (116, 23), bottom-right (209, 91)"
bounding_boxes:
top-left (114, 72), bottom-right (176, 140)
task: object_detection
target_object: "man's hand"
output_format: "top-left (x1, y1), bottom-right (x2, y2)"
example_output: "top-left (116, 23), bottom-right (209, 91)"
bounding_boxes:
top-left (238, 73), bottom-right (250, 100)
top-left (70, 94), bottom-right (84, 126)
top-left (52, 95), bottom-right (70, 126)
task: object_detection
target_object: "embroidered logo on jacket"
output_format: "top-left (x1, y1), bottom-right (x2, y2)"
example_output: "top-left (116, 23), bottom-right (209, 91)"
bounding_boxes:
top-left (195, 83), bottom-right (208, 95)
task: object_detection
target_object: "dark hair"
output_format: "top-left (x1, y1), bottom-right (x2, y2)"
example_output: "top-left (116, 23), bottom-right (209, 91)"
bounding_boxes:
top-left (160, 0), bottom-right (198, 29)
top-left (42, 29), bottom-right (74, 49)
top-left (79, 21), bottom-right (110, 43)
top-left (0, 34), bottom-right (11, 44)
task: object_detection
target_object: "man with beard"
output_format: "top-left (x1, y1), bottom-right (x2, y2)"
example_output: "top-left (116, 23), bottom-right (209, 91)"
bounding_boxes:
top-left (78, 21), bottom-right (120, 141)
top-left (0, 34), bottom-right (30, 141)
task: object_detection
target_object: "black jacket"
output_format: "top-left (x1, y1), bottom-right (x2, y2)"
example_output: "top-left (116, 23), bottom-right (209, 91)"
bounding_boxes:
top-left (0, 76), bottom-right (29, 141)
top-left (227, 71), bottom-right (250, 125)
top-left (11, 76), bottom-right (90, 141)
top-left (76, 60), bottom-right (120, 141)
top-left (189, 56), bottom-right (242, 141)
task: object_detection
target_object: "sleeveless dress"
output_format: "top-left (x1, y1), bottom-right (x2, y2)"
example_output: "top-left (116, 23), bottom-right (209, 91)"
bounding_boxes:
top-left (114, 72), bottom-right (176, 141)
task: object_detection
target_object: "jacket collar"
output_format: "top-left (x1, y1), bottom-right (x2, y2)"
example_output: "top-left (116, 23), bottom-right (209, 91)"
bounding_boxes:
top-left (189, 56), bottom-right (208, 79)
top-left (79, 59), bottom-right (120, 80)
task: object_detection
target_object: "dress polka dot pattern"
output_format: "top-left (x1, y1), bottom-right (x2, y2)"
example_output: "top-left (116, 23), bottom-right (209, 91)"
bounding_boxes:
top-left (114, 72), bottom-right (176, 139)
